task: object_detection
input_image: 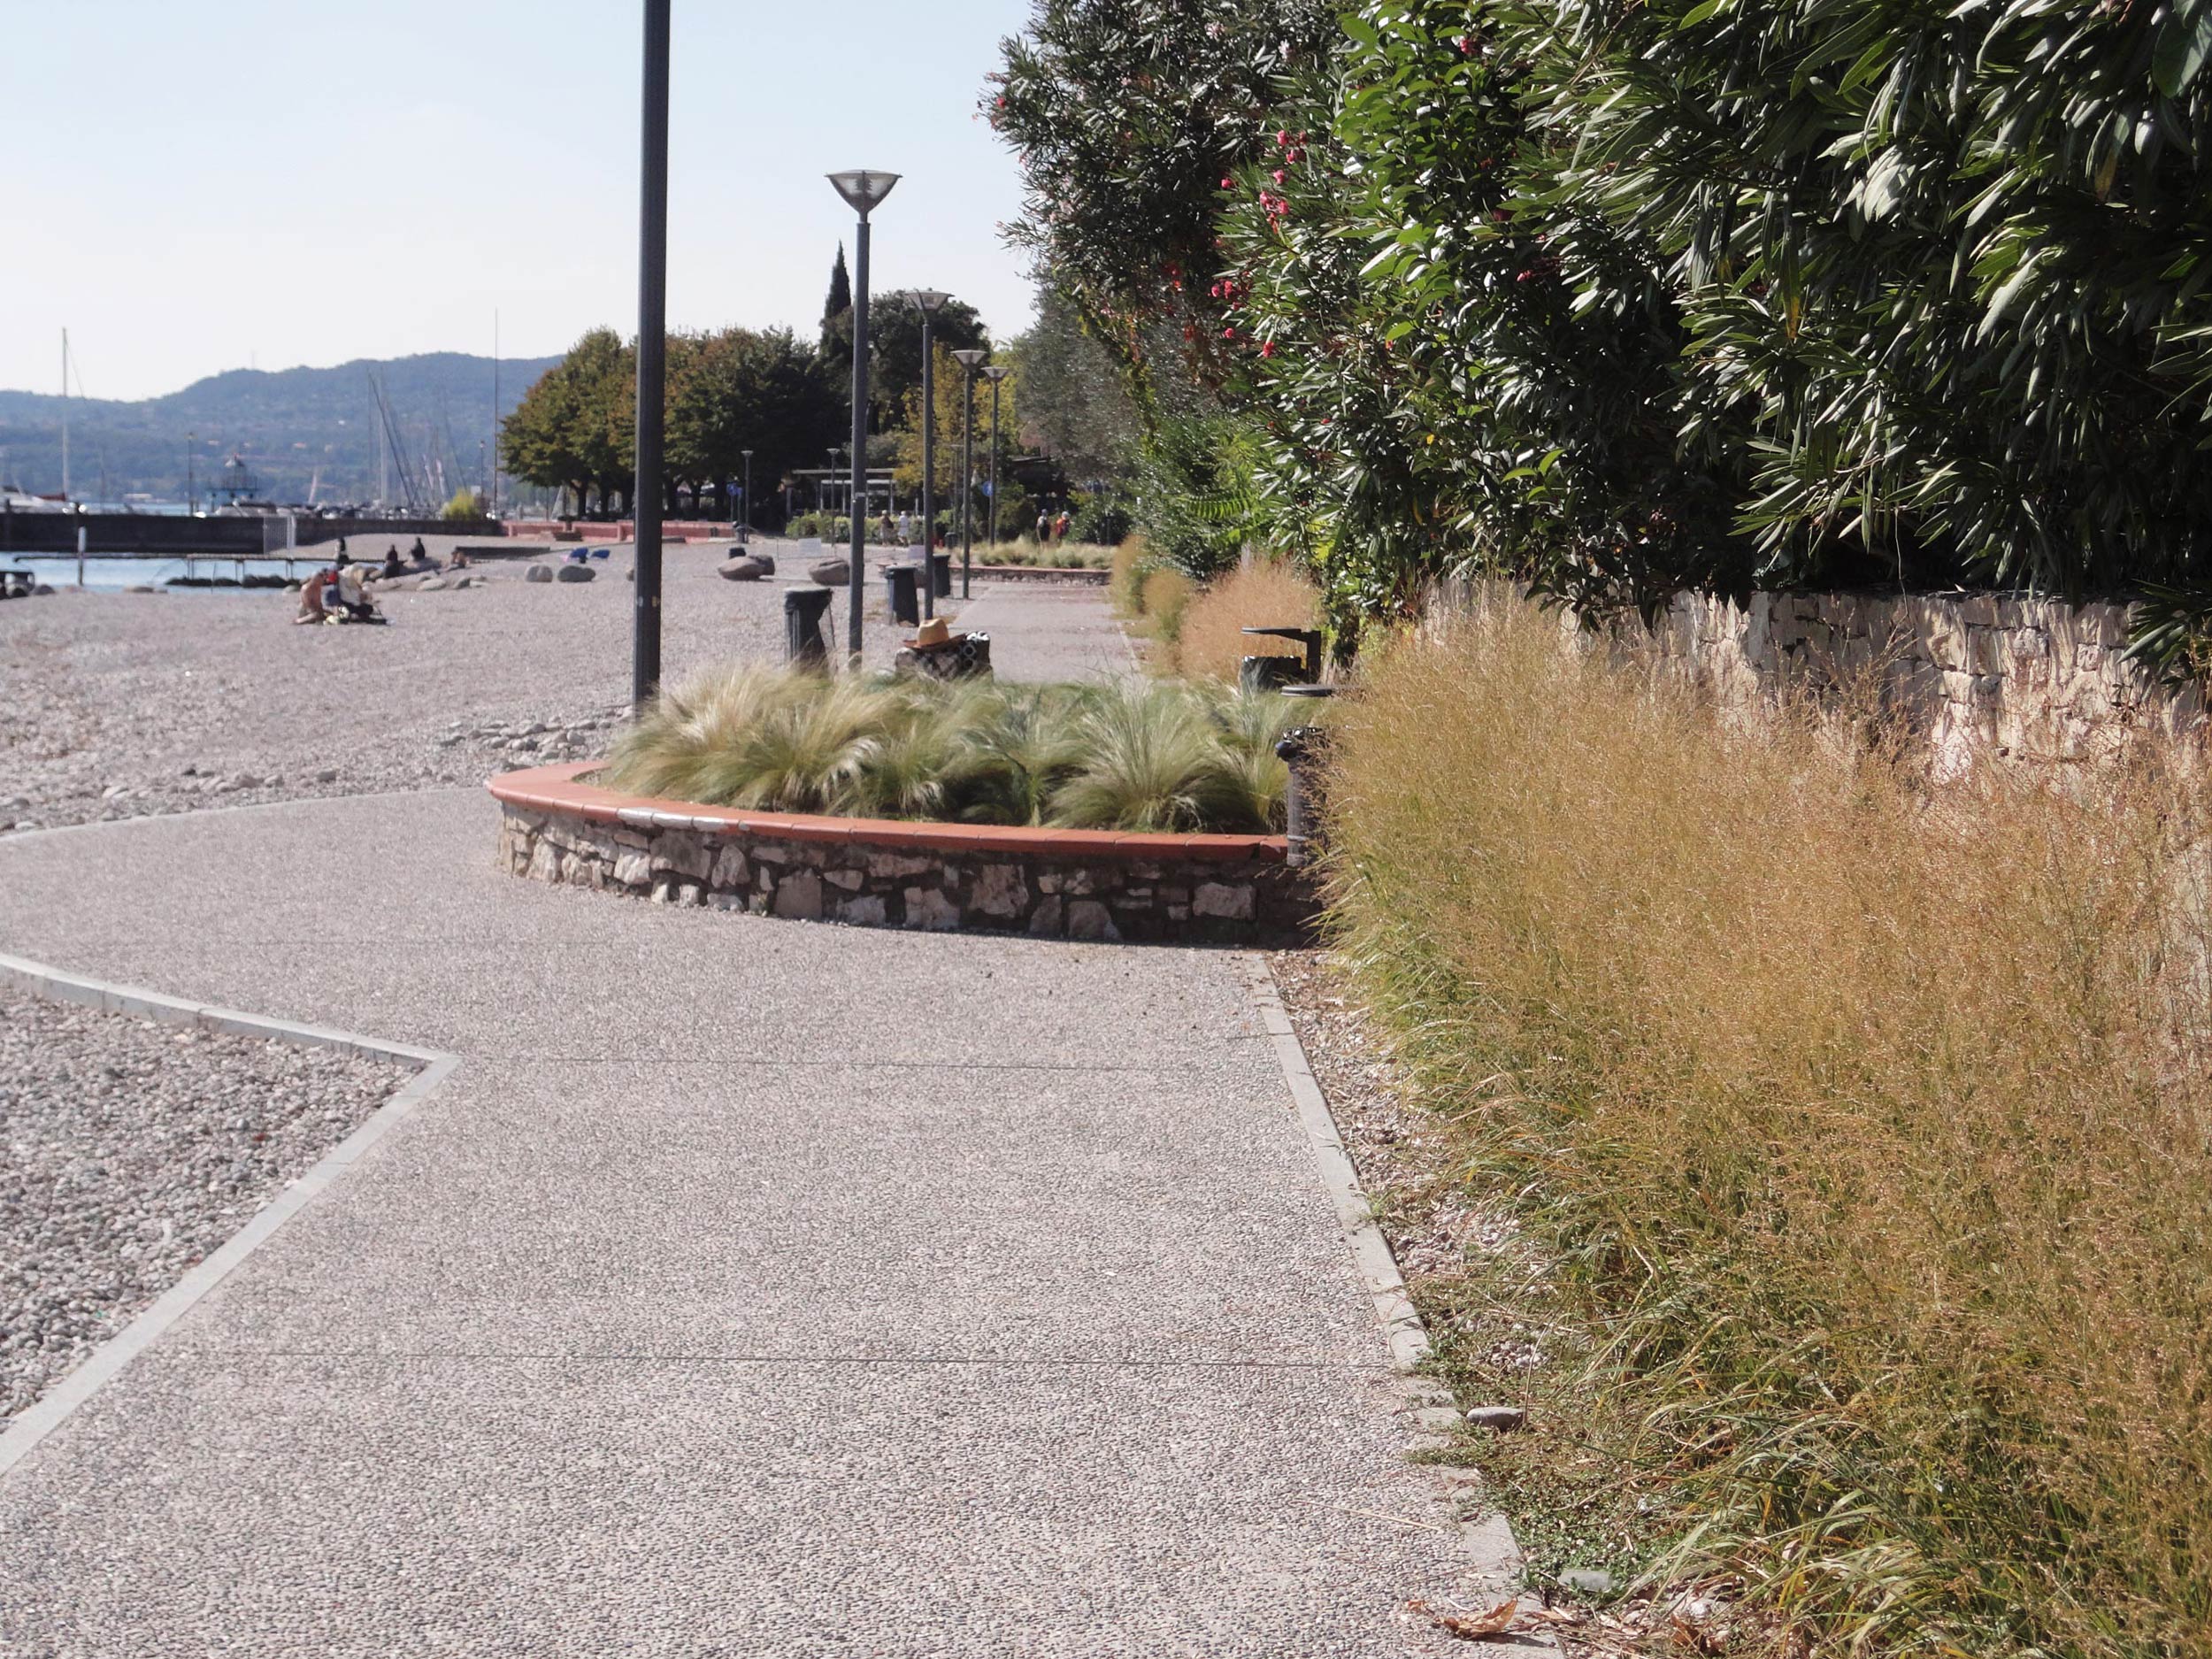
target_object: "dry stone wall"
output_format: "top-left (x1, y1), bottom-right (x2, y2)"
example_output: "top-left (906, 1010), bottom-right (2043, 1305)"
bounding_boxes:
top-left (1440, 580), bottom-right (2205, 772)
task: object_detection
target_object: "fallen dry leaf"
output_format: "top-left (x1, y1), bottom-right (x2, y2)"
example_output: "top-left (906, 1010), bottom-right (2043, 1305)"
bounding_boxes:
top-left (1408, 1595), bottom-right (1523, 1641)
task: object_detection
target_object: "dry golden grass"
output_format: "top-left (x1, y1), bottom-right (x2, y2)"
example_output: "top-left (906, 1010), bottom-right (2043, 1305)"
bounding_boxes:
top-left (1109, 534), bottom-right (1155, 616)
top-left (1324, 597), bottom-right (2212, 1659)
top-left (1172, 560), bottom-right (1325, 682)
top-left (1138, 568), bottom-right (1195, 644)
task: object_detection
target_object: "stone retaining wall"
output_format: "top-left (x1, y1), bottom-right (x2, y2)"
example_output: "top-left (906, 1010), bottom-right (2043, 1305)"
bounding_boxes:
top-left (488, 764), bottom-right (1317, 945)
top-left (1437, 579), bottom-right (2205, 772)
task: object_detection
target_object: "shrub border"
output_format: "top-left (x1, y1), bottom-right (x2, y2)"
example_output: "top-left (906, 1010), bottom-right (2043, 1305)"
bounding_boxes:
top-left (488, 763), bottom-right (1316, 944)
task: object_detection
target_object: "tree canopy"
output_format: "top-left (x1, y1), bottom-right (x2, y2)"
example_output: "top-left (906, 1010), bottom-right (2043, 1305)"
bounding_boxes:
top-left (994, 0), bottom-right (2212, 624)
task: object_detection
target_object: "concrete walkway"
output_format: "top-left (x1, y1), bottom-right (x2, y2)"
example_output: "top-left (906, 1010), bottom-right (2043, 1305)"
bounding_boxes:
top-left (0, 784), bottom-right (1509, 1655)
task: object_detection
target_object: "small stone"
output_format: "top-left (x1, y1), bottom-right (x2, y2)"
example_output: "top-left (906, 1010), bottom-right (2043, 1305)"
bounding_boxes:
top-left (1028, 895), bottom-right (1064, 936)
top-left (772, 872), bottom-right (824, 921)
top-left (416, 575), bottom-right (447, 591)
top-left (905, 887), bottom-right (960, 931)
top-left (718, 556), bottom-right (769, 581)
top-left (555, 564), bottom-right (595, 583)
top-left (835, 895), bottom-right (887, 926)
top-left (970, 863), bottom-right (1027, 918)
top-left (1562, 1570), bottom-right (1615, 1597)
top-left (1464, 1405), bottom-right (1527, 1432)
top-left (312, 767), bottom-right (338, 783)
top-left (808, 558), bottom-right (850, 586)
top-left (1193, 881), bottom-right (1254, 920)
top-left (525, 565), bottom-right (553, 583)
top-left (1066, 900), bottom-right (1119, 941)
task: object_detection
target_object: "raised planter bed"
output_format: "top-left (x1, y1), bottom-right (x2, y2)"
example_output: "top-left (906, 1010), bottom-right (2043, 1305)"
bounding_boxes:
top-left (488, 762), bottom-right (1317, 944)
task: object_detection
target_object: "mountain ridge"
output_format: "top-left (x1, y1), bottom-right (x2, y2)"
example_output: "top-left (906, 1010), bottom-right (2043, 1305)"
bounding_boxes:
top-left (0, 351), bottom-right (562, 507)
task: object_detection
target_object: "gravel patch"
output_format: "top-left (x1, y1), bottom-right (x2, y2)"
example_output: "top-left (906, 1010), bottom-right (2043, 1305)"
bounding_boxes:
top-left (1267, 949), bottom-right (1544, 1371)
top-left (0, 989), bottom-right (411, 1422)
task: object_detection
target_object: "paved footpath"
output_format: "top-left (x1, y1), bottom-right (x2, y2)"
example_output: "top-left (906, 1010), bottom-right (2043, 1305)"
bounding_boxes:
top-left (0, 593), bottom-right (1507, 1655)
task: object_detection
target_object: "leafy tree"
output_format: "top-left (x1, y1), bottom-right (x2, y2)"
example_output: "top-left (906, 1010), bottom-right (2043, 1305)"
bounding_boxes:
top-left (1004, 284), bottom-right (1143, 486)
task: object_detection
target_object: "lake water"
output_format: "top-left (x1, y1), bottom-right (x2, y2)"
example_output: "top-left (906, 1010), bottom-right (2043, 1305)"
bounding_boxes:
top-left (3, 555), bottom-right (323, 592)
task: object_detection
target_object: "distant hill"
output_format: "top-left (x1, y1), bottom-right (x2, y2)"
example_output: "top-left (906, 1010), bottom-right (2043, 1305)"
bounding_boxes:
top-left (0, 351), bottom-right (562, 510)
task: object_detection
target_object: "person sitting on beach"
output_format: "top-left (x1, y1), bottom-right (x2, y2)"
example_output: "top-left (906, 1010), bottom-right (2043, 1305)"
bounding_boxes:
top-left (334, 563), bottom-right (377, 621)
top-left (448, 548), bottom-right (472, 571)
top-left (380, 545), bottom-right (404, 581)
top-left (410, 536), bottom-right (428, 563)
top-left (295, 569), bottom-right (331, 624)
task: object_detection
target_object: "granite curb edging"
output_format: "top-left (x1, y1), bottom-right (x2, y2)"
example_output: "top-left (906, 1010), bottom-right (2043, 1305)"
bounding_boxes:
top-left (0, 951), bottom-right (459, 1481)
top-left (488, 762), bottom-right (1319, 944)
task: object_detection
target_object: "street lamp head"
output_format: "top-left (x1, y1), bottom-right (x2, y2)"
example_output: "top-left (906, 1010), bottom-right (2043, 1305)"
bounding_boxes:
top-left (742, 449), bottom-right (754, 460)
top-left (905, 288), bottom-right (952, 315)
top-left (827, 170), bottom-right (900, 216)
top-left (982, 365), bottom-right (1010, 382)
top-left (951, 348), bottom-right (987, 371)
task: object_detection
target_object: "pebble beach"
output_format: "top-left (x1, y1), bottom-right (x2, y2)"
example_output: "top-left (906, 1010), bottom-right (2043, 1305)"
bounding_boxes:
top-left (0, 535), bottom-right (897, 833)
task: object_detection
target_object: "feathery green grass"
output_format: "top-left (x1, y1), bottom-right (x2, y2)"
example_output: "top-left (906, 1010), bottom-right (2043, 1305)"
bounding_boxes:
top-left (601, 664), bottom-right (1293, 834)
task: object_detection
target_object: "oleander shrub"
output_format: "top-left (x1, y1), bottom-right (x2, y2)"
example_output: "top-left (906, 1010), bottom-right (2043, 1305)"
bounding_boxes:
top-left (1323, 596), bottom-right (2212, 1658)
top-left (603, 663), bottom-right (1292, 833)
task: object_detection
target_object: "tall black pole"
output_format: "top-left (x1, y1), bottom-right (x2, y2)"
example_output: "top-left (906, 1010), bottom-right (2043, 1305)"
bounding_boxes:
top-left (918, 311), bottom-right (935, 620)
top-left (959, 366), bottom-right (975, 597)
top-left (633, 0), bottom-right (671, 711)
top-left (846, 217), bottom-right (872, 662)
top-left (741, 449), bottom-right (753, 544)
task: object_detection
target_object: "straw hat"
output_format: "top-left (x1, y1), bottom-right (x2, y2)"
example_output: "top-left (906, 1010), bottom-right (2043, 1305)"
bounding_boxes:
top-left (903, 615), bottom-right (968, 650)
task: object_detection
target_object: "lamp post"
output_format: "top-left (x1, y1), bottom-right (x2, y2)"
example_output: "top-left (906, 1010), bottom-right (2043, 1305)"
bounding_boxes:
top-left (826, 169), bottom-right (899, 664)
top-left (633, 0), bottom-right (672, 710)
top-left (186, 431), bottom-right (196, 514)
top-left (903, 290), bottom-right (950, 618)
top-left (982, 365), bottom-right (1009, 551)
top-left (951, 349), bottom-right (985, 598)
top-left (741, 448), bottom-right (753, 544)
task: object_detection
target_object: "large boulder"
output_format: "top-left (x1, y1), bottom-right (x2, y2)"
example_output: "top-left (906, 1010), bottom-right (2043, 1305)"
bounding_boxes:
top-left (555, 564), bottom-right (595, 583)
top-left (525, 565), bottom-right (554, 584)
top-left (416, 575), bottom-right (447, 591)
top-left (718, 556), bottom-right (769, 582)
top-left (809, 557), bottom-right (850, 586)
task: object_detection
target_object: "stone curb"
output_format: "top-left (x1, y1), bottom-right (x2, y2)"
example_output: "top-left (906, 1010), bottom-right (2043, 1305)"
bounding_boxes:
top-left (1240, 952), bottom-right (1547, 1626)
top-left (0, 952), bottom-right (459, 1481)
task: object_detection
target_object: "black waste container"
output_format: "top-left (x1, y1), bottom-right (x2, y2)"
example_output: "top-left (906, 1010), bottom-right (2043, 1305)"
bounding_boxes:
top-left (1273, 685), bottom-right (1338, 868)
top-left (927, 552), bottom-right (952, 599)
top-left (883, 564), bottom-right (919, 625)
top-left (784, 586), bottom-right (833, 666)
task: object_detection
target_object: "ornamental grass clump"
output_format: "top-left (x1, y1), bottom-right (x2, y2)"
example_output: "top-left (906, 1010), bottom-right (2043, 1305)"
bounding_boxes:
top-left (602, 664), bottom-right (1290, 834)
top-left (1322, 598), bottom-right (2212, 1659)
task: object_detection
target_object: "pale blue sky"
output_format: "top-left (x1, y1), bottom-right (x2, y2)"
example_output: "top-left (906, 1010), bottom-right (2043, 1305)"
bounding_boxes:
top-left (3, 0), bottom-right (1038, 401)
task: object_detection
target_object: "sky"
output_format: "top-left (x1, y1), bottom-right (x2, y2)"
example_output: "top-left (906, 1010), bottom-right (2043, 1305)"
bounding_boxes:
top-left (2, 0), bottom-right (1039, 402)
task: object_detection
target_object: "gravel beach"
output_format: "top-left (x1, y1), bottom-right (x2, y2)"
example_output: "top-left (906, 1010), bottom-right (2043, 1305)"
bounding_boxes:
top-left (0, 535), bottom-right (915, 834)
top-left (1, 990), bottom-right (411, 1422)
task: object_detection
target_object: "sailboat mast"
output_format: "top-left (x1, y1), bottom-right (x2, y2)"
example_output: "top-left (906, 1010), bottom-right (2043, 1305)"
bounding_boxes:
top-left (492, 310), bottom-right (501, 519)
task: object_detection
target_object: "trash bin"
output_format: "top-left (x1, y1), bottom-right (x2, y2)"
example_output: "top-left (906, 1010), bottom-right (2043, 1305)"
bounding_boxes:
top-left (883, 564), bottom-right (919, 625)
top-left (928, 551), bottom-right (952, 600)
top-left (1273, 685), bottom-right (1337, 869)
top-left (784, 586), bottom-right (833, 667)
top-left (1240, 626), bottom-right (1324, 690)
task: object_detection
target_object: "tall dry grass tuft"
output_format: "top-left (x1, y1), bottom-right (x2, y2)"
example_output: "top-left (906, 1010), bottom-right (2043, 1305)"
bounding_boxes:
top-left (1109, 534), bottom-right (1156, 616)
top-left (1324, 598), bottom-right (2212, 1659)
top-left (1174, 560), bottom-right (1325, 682)
top-left (1139, 568), bottom-right (1195, 645)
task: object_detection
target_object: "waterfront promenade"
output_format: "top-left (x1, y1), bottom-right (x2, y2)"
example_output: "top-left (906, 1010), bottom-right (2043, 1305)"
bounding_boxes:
top-left (0, 573), bottom-right (1509, 1655)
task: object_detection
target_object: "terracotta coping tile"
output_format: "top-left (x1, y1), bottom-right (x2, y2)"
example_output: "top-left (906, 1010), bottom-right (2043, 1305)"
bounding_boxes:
top-left (486, 764), bottom-right (1290, 862)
